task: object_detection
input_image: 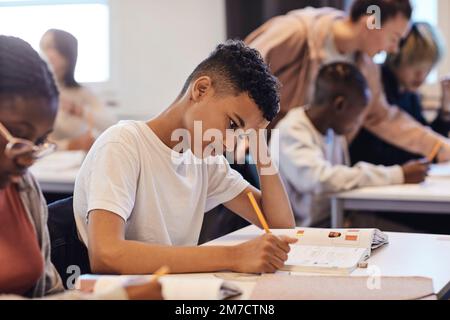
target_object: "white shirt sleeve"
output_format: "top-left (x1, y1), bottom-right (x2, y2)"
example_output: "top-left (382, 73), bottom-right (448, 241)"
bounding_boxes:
top-left (279, 125), bottom-right (404, 195)
top-left (205, 156), bottom-right (250, 212)
top-left (86, 141), bottom-right (140, 222)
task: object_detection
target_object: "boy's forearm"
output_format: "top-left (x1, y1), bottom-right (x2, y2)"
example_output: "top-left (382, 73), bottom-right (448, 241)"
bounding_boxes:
top-left (256, 160), bottom-right (296, 229)
top-left (91, 240), bottom-right (236, 275)
top-left (250, 133), bottom-right (295, 229)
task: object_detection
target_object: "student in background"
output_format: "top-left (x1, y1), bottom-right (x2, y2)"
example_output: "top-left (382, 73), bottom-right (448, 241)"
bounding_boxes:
top-left (0, 35), bottom-right (161, 300)
top-left (246, 0), bottom-right (450, 162)
top-left (351, 22), bottom-right (450, 166)
top-left (73, 40), bottom-right (297, 275)
top-left (40, 29), bottom-right (116, 152)
top-left (273, 62), bottom-right (429, 227)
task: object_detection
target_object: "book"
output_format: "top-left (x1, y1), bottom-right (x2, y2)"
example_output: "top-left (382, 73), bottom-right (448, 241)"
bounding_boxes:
top-left (270, 228), bottom-right (389, 275)
top-left (250, 274), bottom-right (435, 300)
top-left (76, 274), bottom-right (242, 300)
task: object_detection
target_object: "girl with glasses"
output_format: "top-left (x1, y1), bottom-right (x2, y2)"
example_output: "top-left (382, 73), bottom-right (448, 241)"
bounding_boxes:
top-left (0, 35), bottom-right (162, 300)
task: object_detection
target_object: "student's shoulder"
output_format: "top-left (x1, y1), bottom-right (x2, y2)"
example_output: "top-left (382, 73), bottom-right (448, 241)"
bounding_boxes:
top-left (276, 107), bottom-right (317, 145)
top-left (95, 120), bottom-right (145, 148)
top-left (277, 107), bottom-right (310, 132)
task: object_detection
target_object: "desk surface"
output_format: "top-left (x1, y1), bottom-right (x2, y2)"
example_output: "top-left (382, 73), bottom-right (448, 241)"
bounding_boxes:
top-left (207, 225), bottom-right (450, 299)
top-left (334, 177), bottom-right (450, 202)
top-left (29, 151), bottom-right (84, 193)
top-left (335, 163), bottom-right (450, 201)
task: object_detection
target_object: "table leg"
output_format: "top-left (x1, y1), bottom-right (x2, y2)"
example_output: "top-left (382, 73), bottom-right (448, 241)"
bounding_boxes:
top-left (331, 198), bottom-right (344, 228)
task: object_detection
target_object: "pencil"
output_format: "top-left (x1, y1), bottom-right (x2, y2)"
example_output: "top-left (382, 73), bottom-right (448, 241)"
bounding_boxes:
top-left (428, 140), bottom-right (443, 162)
top-left (247, 192), bottom-right (271, 234)
top-left (152, 265), bottom-right (170, 282)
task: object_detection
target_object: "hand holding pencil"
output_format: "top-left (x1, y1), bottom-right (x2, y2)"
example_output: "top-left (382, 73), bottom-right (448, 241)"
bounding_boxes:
top-left (401, 159), bottom-right (430, 184)
top-left (227, 192), bottom-right (297, 274)
top-left (400, 140), bottom-right (444, 184)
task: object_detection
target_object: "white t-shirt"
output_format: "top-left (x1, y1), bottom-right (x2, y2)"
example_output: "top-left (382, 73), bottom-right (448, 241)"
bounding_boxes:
top-left (73, 120), bottom-right (249, 247)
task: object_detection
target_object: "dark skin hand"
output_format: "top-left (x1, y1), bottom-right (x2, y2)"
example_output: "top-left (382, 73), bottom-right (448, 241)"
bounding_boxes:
top-left (401, 159), bottom-right (430, 184)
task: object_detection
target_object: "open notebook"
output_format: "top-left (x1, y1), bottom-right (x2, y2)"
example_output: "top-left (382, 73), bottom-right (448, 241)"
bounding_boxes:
top-left (76, 274), bottom-right (242, 300)
top-left (271, 228), bottom-right (389, 275)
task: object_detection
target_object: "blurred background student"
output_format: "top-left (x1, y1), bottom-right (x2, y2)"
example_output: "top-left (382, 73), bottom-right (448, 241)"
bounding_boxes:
top-left (351, 22), bottom-right (450, 166)
top-left (40, 29), bottom-right (117, 152)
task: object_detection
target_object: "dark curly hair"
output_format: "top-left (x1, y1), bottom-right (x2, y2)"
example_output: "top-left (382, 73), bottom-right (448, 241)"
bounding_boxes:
top-left (0, 35), bottom-right (59, 104)
top-left (350, 0), bottom-right (412, 25)
top-left (179, 40), bottom-right (281, 121)
top-left (313, 62), bottom-right (369, 108)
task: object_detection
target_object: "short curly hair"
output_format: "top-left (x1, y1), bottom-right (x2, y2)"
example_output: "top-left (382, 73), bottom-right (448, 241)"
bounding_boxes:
top-left (313, 62), bottom-right (369, 108)
top-left (179, 40), bottom-right (281, 122)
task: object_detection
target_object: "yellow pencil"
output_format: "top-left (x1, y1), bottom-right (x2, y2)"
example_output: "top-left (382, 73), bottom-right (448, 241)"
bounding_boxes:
top-left (428, 140), bottom-right (443, 162)
top-left (152, 265), bottom-right (170, 282)
top-left (247, 192), bottom-right (271, 234)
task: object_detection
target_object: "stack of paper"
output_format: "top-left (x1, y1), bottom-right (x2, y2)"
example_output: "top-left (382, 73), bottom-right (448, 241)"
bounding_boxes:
top-left (372, 229), bottom-right (389, 249)
top-left (76, 274), bottom-right (242, 300)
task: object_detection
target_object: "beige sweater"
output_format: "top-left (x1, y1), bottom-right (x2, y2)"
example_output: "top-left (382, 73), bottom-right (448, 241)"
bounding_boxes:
top-left (246, 7), bottom-right (450, 161)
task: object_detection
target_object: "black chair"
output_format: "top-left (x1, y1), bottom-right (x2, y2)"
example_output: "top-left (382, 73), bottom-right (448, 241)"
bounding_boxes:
top-left (47, 197), bottom-right (91, 288)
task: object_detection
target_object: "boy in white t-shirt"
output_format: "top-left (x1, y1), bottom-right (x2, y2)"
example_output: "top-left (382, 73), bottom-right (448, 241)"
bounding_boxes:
top-left (73, 40), bottom-right (296, 275)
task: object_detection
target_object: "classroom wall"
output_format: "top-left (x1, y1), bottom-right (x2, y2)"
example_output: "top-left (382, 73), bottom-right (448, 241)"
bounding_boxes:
top-left (97, 0), bottom-right (226, 120)
top-left (91, 0), bottom-right (449, 117)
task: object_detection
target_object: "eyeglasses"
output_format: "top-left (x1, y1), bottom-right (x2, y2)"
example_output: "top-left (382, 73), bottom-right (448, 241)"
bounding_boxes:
top-left (0, 121), bottom-right (56, 160)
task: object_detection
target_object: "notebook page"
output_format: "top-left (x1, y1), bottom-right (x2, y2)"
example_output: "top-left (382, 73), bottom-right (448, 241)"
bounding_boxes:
top-left (284, 245), bottom-right (368, 271)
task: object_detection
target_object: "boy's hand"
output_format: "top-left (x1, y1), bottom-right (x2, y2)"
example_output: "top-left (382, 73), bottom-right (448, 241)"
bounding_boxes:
top-left (125, 281), bottom-right (164, 300)
top-left (401, 159), bottom-right (430, 184)
top-left (231, 234), bottom-right (297, 274)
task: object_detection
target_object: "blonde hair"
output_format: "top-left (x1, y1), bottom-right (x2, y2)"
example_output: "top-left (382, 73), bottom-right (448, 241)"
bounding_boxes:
top-left (386, 22), bottom-right (445, 68)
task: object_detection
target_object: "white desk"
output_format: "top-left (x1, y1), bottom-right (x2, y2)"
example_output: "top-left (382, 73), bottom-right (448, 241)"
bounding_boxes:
top-left (29, 151), bottom-right (84, 193)
top-left (205, 225), bottom-right (450, 299)
top-left (330, 167), bottom-right (450, 228)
